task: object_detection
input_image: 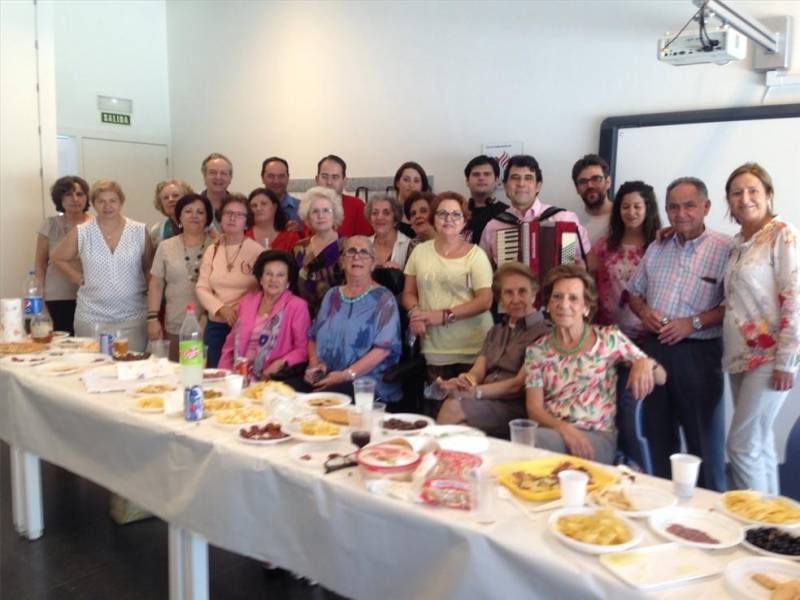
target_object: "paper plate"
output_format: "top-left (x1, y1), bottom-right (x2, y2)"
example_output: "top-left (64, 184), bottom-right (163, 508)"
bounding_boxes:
top-left (723, 556), bottom-right (800, 600)
top-left (236, 423), bottom-right (293, 445)
top-left (300, 392), bottom-right (352, 410)
top-left (588, 485), bottom-right (677, 518)
top-left (379, 413), bottom-right (435, 435)
top-left (742, 525), bottom-right (800, 562)
top-left (202, 368), bottom-right (230, 382)
top-left (32, 360), bottom-right (84, 377)
top-left (285, 418), bottom-right (342, 442)
top-left (0, 353), bottom-right (50, 366)
top-left (548, 507), bottom-right (644, 555)
top-left (719, 491), bottom-right (800, 528)
top-left (649, 507), bottom-right (744, 550)
top-left (62, 352), bottom-right (113, 366)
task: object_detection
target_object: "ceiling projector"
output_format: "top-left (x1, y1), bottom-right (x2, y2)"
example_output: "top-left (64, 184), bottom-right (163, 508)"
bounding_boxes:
top-left (658, 27), bottom-right (747, 65)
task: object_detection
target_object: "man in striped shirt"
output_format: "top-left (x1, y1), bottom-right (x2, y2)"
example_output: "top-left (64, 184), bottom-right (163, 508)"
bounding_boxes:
top-left (628, 177), bottom-right (734, 491)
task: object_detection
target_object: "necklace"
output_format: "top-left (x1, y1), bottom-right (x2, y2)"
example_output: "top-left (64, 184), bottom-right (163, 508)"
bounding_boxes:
top-left (551, 323), bottom-right (589, 355)
top-left (224, 237), bottom-right (245, 272)
top-left (182, 235), bottom-right (207, 283)
top-left (339, 285), bottom-right (372, 304)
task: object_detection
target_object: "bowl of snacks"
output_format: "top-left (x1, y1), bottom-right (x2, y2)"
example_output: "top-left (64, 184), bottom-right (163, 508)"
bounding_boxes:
top-left (548, 507), bottom-right (644, 554)
top-left (743, 525), bottom-right (800, 561)
top-left (286, 416), bottom-right (342, 442)
top-left (357, 440), bottom-right (422, 481)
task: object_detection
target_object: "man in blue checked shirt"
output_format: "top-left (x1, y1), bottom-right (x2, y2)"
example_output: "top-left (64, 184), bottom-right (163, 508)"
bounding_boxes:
top-left (628, 177), bottom-right (734, 491)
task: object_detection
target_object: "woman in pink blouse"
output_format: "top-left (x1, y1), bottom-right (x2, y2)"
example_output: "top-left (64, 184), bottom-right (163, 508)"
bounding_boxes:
top-left (723, 163), bottom-right (800, 494)
top-left (588, 181), bottom-right (661, 342)
top-left (219, 250), bottom-right (310, 378)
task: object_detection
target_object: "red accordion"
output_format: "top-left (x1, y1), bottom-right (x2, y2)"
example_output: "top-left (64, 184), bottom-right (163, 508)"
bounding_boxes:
top-left (495, 220), bottom-right (580, 280)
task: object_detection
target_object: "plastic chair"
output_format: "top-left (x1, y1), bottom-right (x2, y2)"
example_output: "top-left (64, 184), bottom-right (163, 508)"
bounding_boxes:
top-left (779, 416), bottom-right (800, 501)
top-left (615, 367), bottom-right (654, 474)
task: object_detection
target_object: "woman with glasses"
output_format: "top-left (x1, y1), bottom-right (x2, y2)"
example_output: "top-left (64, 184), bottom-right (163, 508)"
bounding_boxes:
top-left (297, 236), bottom-right (402, 402)
top-left (291, 187), bottom-right (345, 316)
top-left (196, 194), bottom-right (263, 367)
top-left (402, 191), bottom-right (494, 414)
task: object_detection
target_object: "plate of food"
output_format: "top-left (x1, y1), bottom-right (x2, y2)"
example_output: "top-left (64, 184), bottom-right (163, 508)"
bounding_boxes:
top-left (203, 397), bottom-right (245, 415)
top-left (286, 417), bottom-right (342, 441)
top-left (316, 406), bottom-right (355, 425)
top-left (213, 405), bottom-right (269, 428)
top-left (492, 456), bottom-right (618, 502)
top-left (300, 392), bottom-right (351, 409)
top-left (649, 507), bottom-right (744, 550)
top-left (202, 368), bottom-right (230, 382)
top-left (203, 387), bottom-right (225, 400)
top-left (131, 396), bottom-right (165, 413)
top-left (723, 556), bottom-right (800, 600)
top-left (32, 360), bottom-right (84, 377)
top-left (289, 441), bottom-right (358, 469)
top-left (51, 330), bottom-right (70, 339)
top-left (113, 351), bottom-right (151, 362)
top-left (0, 341), bottom-right (49, 355)
top-left (743, 526), bottom-right (800, 561)
top-left (63, 352), bottom-right (113, 366)
top-left (720, 491), bottom-right (800, 528)
top-left (380, 413), bottom-right (434, 435)
top-left (52, 337), bottom-right (99, 351)
top-left (588, 485), bottom-right (677, 518)
top-left (237, 422), bottom-right (292, 445)
top-left (130, 382), bottom-right (178, 396)
top-left (242, 380), bottom-right (296, 401)
top-left (0, 352), bottom-right (50, 366)
top-left (548, 507), bottom-right (644, 554)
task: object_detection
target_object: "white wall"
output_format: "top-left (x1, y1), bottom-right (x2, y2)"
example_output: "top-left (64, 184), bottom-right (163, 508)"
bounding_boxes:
top-left (165, 0), bottom-right (800, 208)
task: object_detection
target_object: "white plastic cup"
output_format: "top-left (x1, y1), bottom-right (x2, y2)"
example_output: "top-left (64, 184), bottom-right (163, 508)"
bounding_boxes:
top-left (148, 339), bottom-right (170, 359)
top-left (224, 374), bottom-right (245, 398)
top-left (558, 470), bottom-right (589, 507)
top-left (670, 453), bottom-right (702, 499)
top-left (509, 419), bottom-right (538, 447)
top-left (353, 377), bottom-right (376, 411)
top-left (371, 401), bottom-right (387, 442)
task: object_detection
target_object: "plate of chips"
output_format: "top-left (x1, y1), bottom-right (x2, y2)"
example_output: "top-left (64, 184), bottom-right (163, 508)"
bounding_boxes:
top-left (720, 491), bottom-right (800, 528)
top-left (548, 507), bottom-right (644, 554)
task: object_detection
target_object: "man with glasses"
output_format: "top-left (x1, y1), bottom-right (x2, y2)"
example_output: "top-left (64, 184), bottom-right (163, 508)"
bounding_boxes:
top-left (463, 155), bottom-right (507, 245)
top-left (314, 154), bottom-right (372, 237)
top-left (479, 155), bottom-right (590, 267)
top-left (572, 154), bottom-right (613, 244)
top-left (261, 156), bottom-right (302, 229)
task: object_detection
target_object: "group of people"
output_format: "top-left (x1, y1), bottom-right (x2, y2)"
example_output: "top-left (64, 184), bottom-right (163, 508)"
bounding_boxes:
top-left (34, 151), bottom-right (798, 495)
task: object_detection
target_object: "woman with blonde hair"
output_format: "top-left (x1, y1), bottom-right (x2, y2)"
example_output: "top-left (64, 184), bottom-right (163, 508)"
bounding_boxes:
top-left (150, 179), bottom-right (194, 247)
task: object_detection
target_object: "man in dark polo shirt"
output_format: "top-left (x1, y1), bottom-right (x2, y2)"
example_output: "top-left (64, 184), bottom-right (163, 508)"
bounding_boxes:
top-left (463, 155), bottom-right (508, 244)
top-left (436, 262), bottom-right (549, 438)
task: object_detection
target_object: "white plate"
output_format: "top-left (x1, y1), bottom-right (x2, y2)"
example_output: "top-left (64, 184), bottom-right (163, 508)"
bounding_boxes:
top-left (436, 434), bottom-right (490, 454)
top-left (51, 330), bottom-right (70, 339)
top-left (742, 525), bottom-right (800, 562)
top-left (719, 492), bottom-right (800, 528)
top-left (588, 485), bottom-right (677, 518)
top-left (212, 408), bottom-right (271, 429)
top-left (52, 336), bottom-right (97, 350)
top-left (723, 556), bottom-right (800, 600)
top-left (129, 382), bottom-right (178, 396)
top-left (548, 507), bottom-right (644, 555)
top-left (62, 352), bottom-right (113, 366)
top-left (649, 507), bottom-right (744, 550)
top-left (289, 441), bottom-right (357, 469)
top-left (422, 424), bottom-right (487, 439)
top-left (285, 419), bottom-right (343, 442)
top-left (32, 361), bottom-right (84, 377)
top-left (0, 353), bottom-right (50, 366)
top-left (599, 542), bottom-right (724, 591)
top-left (202, 368), bottom-right (230, 382)
top-left (130, 402), bottom-right (165, 414)
top-left (380, 413), bottom-right (435, 435)
top-left (236, 426), bottom-right (293, 446)
top-left (299, 392), bottom-right (352, 410)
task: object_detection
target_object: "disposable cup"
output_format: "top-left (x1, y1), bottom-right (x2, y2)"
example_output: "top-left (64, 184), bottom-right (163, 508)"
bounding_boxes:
top-left (224, 374), bottom-right (245, 398)
top-left (670, 453), bottom-right (702, 499)
top-left (558, 470), bottom-right (589, 507)
top-left (353, 377), bottom-right (376, 411)
top-left (509, 419), bottom-right (538, 447)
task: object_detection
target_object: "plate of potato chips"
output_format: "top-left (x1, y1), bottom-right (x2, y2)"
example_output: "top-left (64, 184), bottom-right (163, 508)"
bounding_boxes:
top-left (719, 491), bottom-right (800, 528)
top-left (548, 507), bottom-right (643, 554)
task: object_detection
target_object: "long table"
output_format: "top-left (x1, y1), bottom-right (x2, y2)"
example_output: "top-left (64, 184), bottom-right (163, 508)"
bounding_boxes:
top-left (0, 361), bottom-right (752, 599)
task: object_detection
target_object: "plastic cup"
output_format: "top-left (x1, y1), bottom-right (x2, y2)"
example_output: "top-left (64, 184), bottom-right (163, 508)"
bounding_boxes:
top-left (353, 377), bottom-right (376, 411)
top-left (558, 470), bottom-right (589, 507)
top-left (670, 453), bottom-right (702, 499)
top-left (371, 402), bottom-right (387, 442)
top-left (509, 419), bottom-right (538, 447)
top-left (148, 339), bottom-right (170, 359)
top-left (224, 374), bottom-right (244, 398)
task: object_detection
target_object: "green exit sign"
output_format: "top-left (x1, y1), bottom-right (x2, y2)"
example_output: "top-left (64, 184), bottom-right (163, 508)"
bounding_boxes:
top-left (101, 112), bottom-right (131, 125)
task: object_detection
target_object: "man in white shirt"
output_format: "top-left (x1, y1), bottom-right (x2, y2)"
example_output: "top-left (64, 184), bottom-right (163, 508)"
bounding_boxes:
top-left (572, 154), bottom-right (613, 244)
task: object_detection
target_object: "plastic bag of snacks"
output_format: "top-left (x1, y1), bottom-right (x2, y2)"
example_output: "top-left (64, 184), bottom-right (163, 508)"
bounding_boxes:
top-left (419, 450), bottom-right (483, 511)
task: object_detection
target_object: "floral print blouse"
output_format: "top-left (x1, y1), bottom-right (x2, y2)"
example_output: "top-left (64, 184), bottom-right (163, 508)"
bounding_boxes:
top-left (592, 237), bottom-right (646, 341)
top-left (722, 218), bottom-right (800, 374)
top-left (524, 325), bottom-right (647, 432)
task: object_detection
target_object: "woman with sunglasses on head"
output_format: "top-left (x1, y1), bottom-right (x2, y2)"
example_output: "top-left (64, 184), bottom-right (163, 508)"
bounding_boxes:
top-left (196, 194), bottom-right (262, 367)
top-left (401, 191), bottom-right (494, 415)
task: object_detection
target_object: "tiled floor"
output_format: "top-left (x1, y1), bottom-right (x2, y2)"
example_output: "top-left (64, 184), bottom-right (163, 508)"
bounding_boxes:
top-left (0, 442), bottom-right (347, 600)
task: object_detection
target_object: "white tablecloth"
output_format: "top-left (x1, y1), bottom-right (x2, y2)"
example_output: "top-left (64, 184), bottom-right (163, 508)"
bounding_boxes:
top-left (0, 363), bottom-right (746, 599)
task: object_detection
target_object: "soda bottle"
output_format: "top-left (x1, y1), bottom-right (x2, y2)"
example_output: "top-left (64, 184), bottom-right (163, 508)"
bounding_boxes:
top-left (179, 303), bottom-right (204, 421)
top-left (23, 270), bottom-right (44, 334)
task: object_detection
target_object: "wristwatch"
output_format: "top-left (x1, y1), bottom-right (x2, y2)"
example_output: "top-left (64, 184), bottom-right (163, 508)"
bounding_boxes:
top-left (691, 316), bottom-right (703, 331)
top-left (347, 368), bottom-right (357, 381)
top-left (443, 309), bottom-right (456, 326)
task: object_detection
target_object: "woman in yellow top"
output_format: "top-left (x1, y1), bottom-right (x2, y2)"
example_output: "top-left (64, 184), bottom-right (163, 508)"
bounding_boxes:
top-left (402, 191), bottom-right (494, 415)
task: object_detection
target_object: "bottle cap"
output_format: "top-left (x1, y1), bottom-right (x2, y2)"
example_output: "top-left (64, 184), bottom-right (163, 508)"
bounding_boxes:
top-left (186, 303), bottom-right (195, 312)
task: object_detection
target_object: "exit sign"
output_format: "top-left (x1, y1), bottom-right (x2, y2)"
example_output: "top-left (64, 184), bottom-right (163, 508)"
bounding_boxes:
top-left (101, 112), bottom-right (131, 126)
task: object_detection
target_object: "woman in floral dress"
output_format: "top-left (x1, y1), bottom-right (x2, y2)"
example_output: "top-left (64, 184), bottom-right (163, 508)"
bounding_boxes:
top-left (723, 163), bottom-right (800, 494)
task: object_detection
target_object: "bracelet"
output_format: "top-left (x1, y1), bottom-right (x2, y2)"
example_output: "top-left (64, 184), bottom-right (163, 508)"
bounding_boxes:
top-left (147, 317), bottom-right (159, 322)
top-left (475, 386), bottom-right (483, 400)
top-left (347, 368), bottom-right (357, 381)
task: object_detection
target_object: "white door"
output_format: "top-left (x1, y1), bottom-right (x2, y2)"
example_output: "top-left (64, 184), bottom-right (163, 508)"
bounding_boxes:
top-left (81, 137), bottom-right (169, 227)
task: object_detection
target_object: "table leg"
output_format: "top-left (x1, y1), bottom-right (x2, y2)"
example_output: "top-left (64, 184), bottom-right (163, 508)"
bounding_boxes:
top-left (168, 524), bottom-right (208, 600)
top-left (10, 446), bottom-right (43, 540)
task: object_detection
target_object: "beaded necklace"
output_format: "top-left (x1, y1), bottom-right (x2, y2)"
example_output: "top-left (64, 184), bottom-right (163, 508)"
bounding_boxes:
top-left (182, 235), bottom-right (207, 283)
top-left (339, 285), bottom-right (372, 304)
top-left (551, 323), bottom-right (589, 355)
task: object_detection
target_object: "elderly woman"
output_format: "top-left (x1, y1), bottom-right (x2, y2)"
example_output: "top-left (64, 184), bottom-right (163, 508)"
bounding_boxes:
top-left (297, 236), bottom-right (401, 402)
top-left (245, 187), bottom-right (301, 251)
top-left (147, 193), bottom-right (213, 360)
top-left (403, 191), bottom-right (436, 256)
top-left (588, 181), bottom-right (662, 342)
top-left (723, 163), bottom-right (800, 493)
top-left (524, 264), bottom-right (666, 464)
top-left (367, 193), bottom-right (412, 269)
top-left (149, 179), bottom-right (194, 247)
top-left (402, 191), bottom-right (494, 412)
top-left (437, 262), bottom-right (550, 437)
top-left (196, 194), bottom-right (263, 367)
top-left (53, 179), bottom-right (153, 351)
top-left (291, 186), bottom-right (345, 316)
top-left (34, 176), bottom-right (92, 335)
top-left (218, 250), bottom-right (310, 379)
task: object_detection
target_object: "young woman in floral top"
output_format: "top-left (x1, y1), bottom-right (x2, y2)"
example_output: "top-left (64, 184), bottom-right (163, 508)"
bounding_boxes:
top-left (524, 264), bottom-right (666, 464)
top-left (588, 181), bottom-right (661, 342)
top-left (723, 163), bottom-right (800, 494)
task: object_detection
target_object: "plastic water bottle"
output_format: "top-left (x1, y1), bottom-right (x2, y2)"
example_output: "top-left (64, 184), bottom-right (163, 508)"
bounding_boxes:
top-left (179, 303), bottom-right (204, 421)
top-left (23, 270), bottom-right (43, 334)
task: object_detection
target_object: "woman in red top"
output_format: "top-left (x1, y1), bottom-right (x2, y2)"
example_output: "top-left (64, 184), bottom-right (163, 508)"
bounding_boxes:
top-left (245, 187), bottom-right (301, 251)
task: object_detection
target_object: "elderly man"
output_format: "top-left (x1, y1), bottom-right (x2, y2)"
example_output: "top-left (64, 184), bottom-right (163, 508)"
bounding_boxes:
top-left (315, 154), bottom-right (372, 237)
top-left (463, 155), bottom-right (508, 245)
top-left (436, 262), bottom-right (549, 437)
top-left (480, 154), bottom-right (590, 267)
top-left (261, 156), bottom-right (302, 228)
top-left (200, 152), bottom-right (232, 227)
top-left (572, 154), bottom-right (613, 244)
top-left (628, 177), bottom-right (734, 491)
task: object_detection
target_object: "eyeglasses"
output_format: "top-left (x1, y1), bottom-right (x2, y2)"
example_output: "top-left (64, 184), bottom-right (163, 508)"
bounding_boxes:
top-left (576, 174), bottom-right (606, 187)
top-left (222, 211), bottom-right (248, 219)
top-left (434, 210), bottom-right (464, 222)
top-left (343, 247), bottom-right (373, 259)
top-left (309, 207), bottom-right (333, 217)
